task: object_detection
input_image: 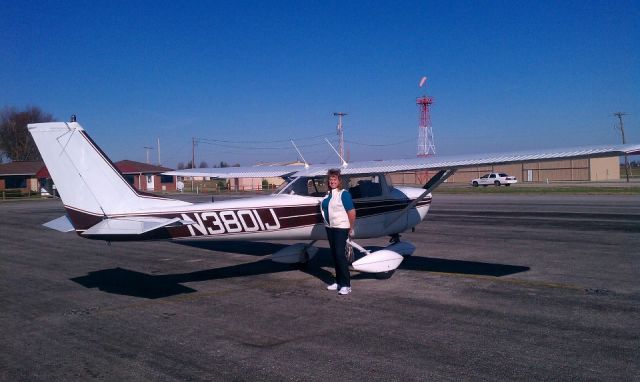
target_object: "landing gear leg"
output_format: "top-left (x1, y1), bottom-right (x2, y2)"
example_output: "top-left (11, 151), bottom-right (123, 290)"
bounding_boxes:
top-left (290, 240), bottom-right (317, 270)
top-left (389, 234), bottom-right (401, 244)
top-left (302, 240), bottom-right (317, 263)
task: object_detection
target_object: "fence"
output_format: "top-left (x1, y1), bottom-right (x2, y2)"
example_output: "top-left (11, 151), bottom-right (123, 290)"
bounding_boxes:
top-left (1, 188), bottom-right (57, 200)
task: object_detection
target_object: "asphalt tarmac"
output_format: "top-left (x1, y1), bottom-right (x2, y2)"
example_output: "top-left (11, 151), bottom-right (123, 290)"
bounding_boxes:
top-left (1, 194), bottom-right (639, 381)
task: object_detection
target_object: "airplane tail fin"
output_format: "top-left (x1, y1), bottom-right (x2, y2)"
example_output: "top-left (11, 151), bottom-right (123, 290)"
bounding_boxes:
top-left (28, 122), bottom-right (190, 225)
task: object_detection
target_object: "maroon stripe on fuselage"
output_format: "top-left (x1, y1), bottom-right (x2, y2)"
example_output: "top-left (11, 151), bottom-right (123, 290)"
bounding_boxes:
top-left (65, 206), bottom-right (103, 230)
top-left (67, 197), bottom-right (431, 240)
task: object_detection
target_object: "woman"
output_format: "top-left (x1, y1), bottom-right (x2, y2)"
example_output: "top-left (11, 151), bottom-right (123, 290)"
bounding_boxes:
top-left (320, 168), bottom-right (356, 295)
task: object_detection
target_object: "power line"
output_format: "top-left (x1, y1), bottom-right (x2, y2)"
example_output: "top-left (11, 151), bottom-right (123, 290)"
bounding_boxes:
top-left (344, 138), bottom-right (414, 147)
top-left (196, 140), bottom-right (331, 150)
top-left (195, 132), bottom-right (333, 144)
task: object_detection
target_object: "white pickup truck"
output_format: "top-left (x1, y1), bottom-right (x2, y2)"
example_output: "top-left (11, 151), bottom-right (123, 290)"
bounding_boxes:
top-left (471, 173), bottom-right (518, 187)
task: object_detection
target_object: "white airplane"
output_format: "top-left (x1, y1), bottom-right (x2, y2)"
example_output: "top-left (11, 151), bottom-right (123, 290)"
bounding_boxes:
top-left (29, 121), bottom-right (640, 275)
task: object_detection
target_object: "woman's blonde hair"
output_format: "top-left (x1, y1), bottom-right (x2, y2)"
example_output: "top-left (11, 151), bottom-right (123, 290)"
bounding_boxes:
top-left (326, 168), bottom-right (343, 189)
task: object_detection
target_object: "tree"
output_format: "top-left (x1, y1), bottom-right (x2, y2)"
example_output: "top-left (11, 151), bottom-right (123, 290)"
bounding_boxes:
top-left (199, 161), bottom-right (208, 168)
top-left (177, 162), bottom-right (185, 170)
top-left (0, 106), bottom-right (54, 161)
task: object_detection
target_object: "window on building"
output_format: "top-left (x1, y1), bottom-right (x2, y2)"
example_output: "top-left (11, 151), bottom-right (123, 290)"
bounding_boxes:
top-left (4, 176), bottom-right (27, 189)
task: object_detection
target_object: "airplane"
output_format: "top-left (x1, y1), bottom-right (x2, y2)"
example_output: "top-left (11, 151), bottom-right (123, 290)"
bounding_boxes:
top-left (29, 121), bottom-right (640, 276)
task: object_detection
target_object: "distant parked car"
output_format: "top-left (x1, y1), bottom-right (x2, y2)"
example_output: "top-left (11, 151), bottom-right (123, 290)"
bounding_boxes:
top-left (471, 173), bottom-right (517, 187)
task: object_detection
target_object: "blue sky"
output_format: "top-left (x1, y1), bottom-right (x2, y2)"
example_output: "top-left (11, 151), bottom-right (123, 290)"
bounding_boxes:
top-left (2, 1), bottom-right (638, 167)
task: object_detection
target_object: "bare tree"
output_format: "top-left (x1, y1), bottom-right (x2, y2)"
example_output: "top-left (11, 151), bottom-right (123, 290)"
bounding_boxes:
top-left (0, 106), bottom-right (54, 161)
top-left (199, 161), bottom-right (208, 168)
top-left (177, 162), bottom-right (185, 170)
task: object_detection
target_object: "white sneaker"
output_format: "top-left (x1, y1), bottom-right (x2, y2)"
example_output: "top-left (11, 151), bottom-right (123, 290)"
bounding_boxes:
top-left (338, 286), bottom-right (351, 295)
top-left (326, 283), bottom-right (338, 291)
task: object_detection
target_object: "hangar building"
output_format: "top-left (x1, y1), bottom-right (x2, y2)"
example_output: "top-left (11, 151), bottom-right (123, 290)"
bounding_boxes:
top-left (390, 156), bottom-right (621, 185)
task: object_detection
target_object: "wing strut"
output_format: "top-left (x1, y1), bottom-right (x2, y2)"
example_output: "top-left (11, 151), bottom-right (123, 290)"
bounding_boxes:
top-left (384, 169), bottom-right (456, 228)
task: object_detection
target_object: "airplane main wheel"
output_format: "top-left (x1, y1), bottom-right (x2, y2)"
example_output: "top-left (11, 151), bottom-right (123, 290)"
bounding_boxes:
top-left (505, 183), bottom-right (511, 187)
top-left (472, 181), bottom-right (479, 187)
top-left (494, 181), bottom-right (501, 186)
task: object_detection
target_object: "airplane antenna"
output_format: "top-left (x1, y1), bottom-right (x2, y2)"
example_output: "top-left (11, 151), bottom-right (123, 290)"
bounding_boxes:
top-left (324, 138), bottom-right (348, 167)
top-left (290, 140), bottom-right (309, 168)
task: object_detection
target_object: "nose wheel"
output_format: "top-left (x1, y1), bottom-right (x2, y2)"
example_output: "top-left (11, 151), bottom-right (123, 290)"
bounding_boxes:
top-left (389, 233), bottom-right (401, 244)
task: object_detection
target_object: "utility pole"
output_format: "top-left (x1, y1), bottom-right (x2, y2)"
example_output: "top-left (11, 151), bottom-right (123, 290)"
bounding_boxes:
top-left (157, 137), bottom-right (161, 165)
top-left (192, 137), bottom-right (196, 169)
top-left (190, 137), bottom-right (197, 192)
top-left (613, 112), bottom-right (631, 182)
top-left (333, 112), bottom-right (347, 159)
top-left (143, 146), bottom-right (153, 164)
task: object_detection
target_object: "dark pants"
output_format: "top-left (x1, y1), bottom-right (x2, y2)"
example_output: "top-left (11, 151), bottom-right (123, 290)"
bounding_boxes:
top-left (326, 227), bottom-right (350, 287)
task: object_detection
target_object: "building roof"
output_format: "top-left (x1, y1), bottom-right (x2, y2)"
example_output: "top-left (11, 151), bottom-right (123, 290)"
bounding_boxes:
top-left (254, 160), bottom-right (306, 167)
top-left (0, 161), bottom-right (45, 176)
top-left (114, 160), bottom-right (173, 174)
top-left (0, 160), bottom-right (174, 178)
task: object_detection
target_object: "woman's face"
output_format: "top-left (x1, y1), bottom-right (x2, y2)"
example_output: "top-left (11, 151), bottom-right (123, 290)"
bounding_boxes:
top-left (328, 175), bottom-right (340, 189)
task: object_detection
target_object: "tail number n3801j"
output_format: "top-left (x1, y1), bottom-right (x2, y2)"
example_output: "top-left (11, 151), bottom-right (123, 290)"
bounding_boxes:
top-left (181, 208), bottom-right (281, 236)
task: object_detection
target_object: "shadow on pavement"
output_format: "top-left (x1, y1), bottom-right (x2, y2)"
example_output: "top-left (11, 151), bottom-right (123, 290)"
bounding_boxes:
top-left (71, 247), bottom-right (529, 299)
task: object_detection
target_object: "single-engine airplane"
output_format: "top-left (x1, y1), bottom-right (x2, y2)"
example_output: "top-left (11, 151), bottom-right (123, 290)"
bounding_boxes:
top-left (29, 121), bottom-right (640, 275)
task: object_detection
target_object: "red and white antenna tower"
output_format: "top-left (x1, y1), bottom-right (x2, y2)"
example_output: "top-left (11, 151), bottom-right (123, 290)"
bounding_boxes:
top-left (416, 76), bottom-right (435, 157)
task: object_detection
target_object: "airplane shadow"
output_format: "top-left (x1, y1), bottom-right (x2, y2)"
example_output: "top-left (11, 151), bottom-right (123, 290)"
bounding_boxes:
top-left (361, 246), bottom-right (530, 277)
top-left (172, 240), bottom-right (289, 257)
top-left (71, 246), bottom-right (529, 299)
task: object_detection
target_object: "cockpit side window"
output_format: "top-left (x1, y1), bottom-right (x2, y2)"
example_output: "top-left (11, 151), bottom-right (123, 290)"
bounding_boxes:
top-left (289, 177), bottom-right (310, 195)
top-left (275, 176), bottom-right (326, 196)
top-left (309, 177), bottom-right (328, 197)
top-left (347, 175), bottom-right (384, 199)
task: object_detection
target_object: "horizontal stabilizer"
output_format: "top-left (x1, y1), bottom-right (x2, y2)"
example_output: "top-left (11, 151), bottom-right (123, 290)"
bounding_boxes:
top-left (43, 215), bottom-right (75, 232)
top-left (82, 217), bottom-right (193, 236)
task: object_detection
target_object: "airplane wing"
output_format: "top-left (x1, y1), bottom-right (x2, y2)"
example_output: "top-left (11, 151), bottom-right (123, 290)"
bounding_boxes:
top-left (163, 143), bottom-right (640, 179)
top-left (163, 165), bottom-right (305, 179)
top-left (301, 143), bottom-right (640, 176)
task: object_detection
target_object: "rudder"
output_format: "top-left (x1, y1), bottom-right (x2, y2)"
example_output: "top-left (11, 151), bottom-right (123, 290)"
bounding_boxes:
top-left (28, 122), bottom-right (189, 218)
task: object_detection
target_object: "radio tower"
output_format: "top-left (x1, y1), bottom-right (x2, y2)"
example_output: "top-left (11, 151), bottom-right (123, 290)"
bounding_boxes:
top-left (417, 76), bottom-right (435, 157)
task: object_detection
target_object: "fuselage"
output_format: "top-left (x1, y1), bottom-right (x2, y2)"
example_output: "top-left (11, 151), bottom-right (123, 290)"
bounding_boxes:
top-left (67, 187), bottom-right (431, 242)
